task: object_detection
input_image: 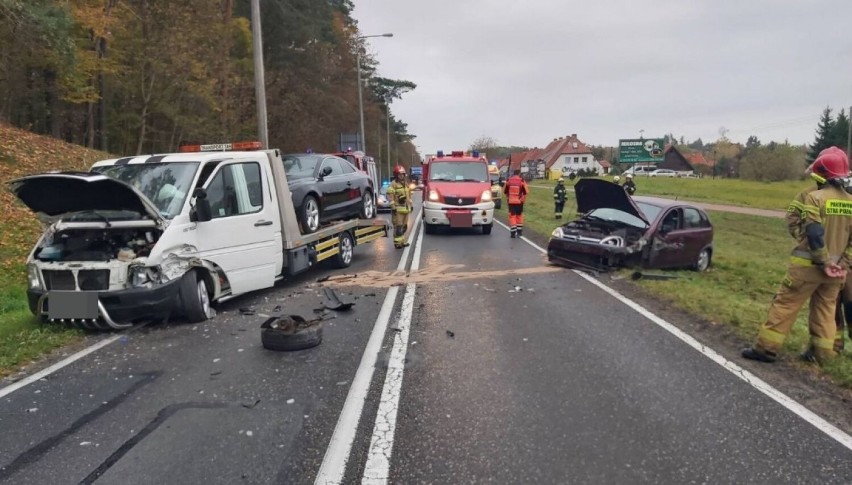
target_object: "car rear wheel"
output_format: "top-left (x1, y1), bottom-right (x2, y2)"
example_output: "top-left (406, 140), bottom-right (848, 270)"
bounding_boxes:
top-left (332, 231), bottom-right (354, 268)
top-left (423, 221), bottom-right (436, 234)
top-left (300, 195), bottom-right (320, 233)
top-left (360, 191), bottom-right (375, 219)
top-left (482, 223), bottom-right (492, 235)
top-left (693, 248), bottom-right (711, 272)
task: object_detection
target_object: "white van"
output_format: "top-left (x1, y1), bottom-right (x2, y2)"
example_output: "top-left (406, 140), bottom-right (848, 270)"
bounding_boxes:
top-left (623, 165), bottom-right (657, 176)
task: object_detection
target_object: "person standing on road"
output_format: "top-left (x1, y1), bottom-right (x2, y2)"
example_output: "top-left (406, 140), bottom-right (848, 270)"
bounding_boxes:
top-left (553, 177), bottom-right (568, 219)
top-left (742, 147), bottom-right (852, 365)
top-left (623, 173), bottom-right (637, 195)
top-left (390, 165), bottom-right (412, 249)
top-left (504, 169), bottom-right (529, 238)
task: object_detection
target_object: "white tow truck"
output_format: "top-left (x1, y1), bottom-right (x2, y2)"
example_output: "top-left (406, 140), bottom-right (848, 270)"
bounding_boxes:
top-left (9, 141), bottom-right (388, 330)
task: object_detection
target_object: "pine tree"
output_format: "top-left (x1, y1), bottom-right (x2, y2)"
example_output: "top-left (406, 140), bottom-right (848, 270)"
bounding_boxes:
top-left (808, 107), bottom-right (835, 162)
top-left (829, 108), bottom-right (850, 152)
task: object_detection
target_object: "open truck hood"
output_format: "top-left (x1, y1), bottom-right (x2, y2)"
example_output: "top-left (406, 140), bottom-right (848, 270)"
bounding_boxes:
top-left (574, 178), bottom-right (649, 225)
top-left (8, 172), bottom-right (164, 223)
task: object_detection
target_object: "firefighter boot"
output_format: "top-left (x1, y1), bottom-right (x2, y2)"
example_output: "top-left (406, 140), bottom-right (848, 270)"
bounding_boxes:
top-left (741, 347), bottom-right (777, 363)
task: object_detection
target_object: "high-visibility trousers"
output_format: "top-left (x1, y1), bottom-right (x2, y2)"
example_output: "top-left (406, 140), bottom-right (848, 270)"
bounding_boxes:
top-left (756, 261), bottom-right (842, 362)
top-left (508, 204), bottom-right (524, 233)
top-left (392, 209), bottom-right (409, 247)
top-left (834, 275), bottom-right (852, 351)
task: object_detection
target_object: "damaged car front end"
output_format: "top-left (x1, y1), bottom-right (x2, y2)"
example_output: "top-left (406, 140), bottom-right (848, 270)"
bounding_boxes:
top-left (10, 168), bottom-right (199, 330)
top-left (547, 178), bottom-right (714, 273)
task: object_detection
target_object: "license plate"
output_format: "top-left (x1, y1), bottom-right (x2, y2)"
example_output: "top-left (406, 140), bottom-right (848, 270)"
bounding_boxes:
top-left (48, 291), bottom-right (98, 319)
top-left (448, 211), bottom-right (473, 228)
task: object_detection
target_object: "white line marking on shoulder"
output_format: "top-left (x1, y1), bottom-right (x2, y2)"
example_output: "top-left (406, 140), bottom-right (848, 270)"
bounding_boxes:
top-left (494, 218), bottom-right (852, 451)
top-left (0, 335), bottom-right (121, 399)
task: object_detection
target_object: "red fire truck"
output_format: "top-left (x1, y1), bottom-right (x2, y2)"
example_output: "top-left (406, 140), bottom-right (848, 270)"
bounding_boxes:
top-left (421, 150), bottom-right (494, 235)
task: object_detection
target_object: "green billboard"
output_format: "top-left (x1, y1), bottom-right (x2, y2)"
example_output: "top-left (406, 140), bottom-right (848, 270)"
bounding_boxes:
top-left (619, 138), bottom-right (665, 164)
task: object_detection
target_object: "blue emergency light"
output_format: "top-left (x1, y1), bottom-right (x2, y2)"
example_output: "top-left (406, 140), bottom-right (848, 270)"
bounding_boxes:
top-left (437, 150), bottom-right (444, 158)
top-left (472, 150), bottom-right (480, 158)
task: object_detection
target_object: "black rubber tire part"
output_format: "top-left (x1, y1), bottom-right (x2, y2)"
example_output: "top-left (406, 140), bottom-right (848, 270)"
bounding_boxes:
top-left (262, 324), bottom-right (323, 351)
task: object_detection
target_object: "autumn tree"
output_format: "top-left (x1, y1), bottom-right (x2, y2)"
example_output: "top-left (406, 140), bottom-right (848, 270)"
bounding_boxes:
top-left (469, 135), bottom-right (498, 154)
top-left (739, 144), bottom-right (805, 181)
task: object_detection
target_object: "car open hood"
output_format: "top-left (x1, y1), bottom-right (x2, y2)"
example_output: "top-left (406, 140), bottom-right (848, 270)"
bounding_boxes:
top-left (574, 178), bottom-right (649, 225)
top-left (8, 172), bottom-right (164, 222)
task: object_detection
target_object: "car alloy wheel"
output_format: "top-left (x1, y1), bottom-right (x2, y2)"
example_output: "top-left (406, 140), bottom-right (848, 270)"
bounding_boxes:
top-left (302, 196), bottom-right (320, 233)
top-left (361, 192), bottom-right (375, 219)
top-left (694, 249), bottom-right (711, 272)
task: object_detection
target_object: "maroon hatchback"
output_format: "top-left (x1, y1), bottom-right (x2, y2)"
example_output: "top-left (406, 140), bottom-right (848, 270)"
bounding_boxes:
top-left (547, 178), bottom-right (714, 272)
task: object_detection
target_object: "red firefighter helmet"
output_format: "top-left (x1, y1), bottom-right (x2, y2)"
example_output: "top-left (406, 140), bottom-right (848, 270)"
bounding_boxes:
top-left (811, 147), bottom-right (849, 179)
top-left (393, 165), bottom-right (406, 176)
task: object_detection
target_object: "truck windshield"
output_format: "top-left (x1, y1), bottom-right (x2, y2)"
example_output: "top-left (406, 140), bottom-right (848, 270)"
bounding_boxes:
top-left (282, 154), bottom-right (321, 180)
top-left (428, 162), bottom-right (488, 182)
top-left (92, 162), bottom-right (199, 219)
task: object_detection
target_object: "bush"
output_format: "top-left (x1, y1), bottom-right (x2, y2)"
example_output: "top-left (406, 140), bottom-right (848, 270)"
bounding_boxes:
top-left (739, 144), bottom-right (806, 181)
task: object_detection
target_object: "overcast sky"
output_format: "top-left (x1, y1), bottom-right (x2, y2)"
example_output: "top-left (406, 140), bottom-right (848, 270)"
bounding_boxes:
top-left (352, 0), bottom-right (852, 155)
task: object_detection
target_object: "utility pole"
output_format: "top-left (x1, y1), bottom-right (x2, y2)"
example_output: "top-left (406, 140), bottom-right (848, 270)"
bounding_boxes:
top-left (250, 0), bottom-right (269, 148)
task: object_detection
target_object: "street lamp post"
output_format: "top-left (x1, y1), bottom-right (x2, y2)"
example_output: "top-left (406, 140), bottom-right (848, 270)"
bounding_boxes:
top-left (356, 33), bottom-right (392, 177)
top-left (386, 97), bottom-right (391, 182)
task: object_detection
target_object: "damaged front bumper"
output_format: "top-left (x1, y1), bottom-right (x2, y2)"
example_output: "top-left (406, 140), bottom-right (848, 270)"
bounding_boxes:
top-left (546, 237), bottom-right (643, 272)
top-left (28, 278), bottom-right (181, 330)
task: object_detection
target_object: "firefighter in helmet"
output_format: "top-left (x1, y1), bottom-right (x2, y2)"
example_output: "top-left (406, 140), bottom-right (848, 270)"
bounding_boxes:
top-left (389, 165), bottom-right (412, 248)
top-left (553, 177), bottom-right (568, 219)
top-left (742, 147), bottom-right (852, 365)
top-left (504, 169), bottom-right (529, 237)
top-left (623, 173), bottom-right (637, 195)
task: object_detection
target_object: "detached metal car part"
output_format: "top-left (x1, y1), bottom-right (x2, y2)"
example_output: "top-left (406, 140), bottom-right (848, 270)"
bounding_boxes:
top-left (547, 179), bottom-right (714, 272)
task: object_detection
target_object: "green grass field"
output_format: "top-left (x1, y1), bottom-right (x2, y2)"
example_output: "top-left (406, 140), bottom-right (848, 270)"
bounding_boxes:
top-left (531, 176), bottom-right (811, 210)
top-left (515, 179), bottom-right (852, 387)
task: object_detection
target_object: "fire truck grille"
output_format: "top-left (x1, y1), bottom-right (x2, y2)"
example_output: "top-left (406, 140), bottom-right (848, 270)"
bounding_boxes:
top-left (444, 197), bottom-right (476, 206)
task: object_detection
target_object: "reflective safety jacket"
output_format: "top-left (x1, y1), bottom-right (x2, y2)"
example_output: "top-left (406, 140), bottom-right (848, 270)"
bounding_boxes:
top-left (504, 175), bottom-right (529, 205)
top-left (390, 181), bottom-right (412, 214)
top-left (795, 184), bottom-right (852, 267)
top-left (553, 184), bottom-right (567, 202)
top-left (786, 185), bottom-right (820, 242)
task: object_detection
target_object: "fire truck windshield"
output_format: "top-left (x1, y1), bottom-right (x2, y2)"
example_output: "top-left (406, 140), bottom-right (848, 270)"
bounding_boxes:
top-left (428, 162), bottom-right (488, 182)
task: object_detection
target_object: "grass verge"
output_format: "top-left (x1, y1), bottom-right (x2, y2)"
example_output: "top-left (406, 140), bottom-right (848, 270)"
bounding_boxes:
top-left (530, 176), bottom-right (811, 210)
top-left (0, 124), bottom-right (108, 378)
top-left (513, 181), bottom-right (852, 388)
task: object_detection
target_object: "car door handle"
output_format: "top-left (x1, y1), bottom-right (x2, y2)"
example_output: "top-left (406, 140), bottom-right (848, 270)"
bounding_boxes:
top-left (254, 220), bottom-right (273, 227)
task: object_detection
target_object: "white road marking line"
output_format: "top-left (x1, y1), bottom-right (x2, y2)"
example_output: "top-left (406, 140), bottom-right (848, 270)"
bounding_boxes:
top-left (315, 211), bottom-right (423, 485)
top-left (0, 335), bottom-right (121, 399)
top-left (494, 218), bottom-right (852, 451)
top-left (362, 216), bottom-right (424, 484)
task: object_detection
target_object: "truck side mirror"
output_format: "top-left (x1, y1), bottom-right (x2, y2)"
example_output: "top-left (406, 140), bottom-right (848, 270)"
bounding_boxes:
top-left (192, 187), bottom-right (212, 222)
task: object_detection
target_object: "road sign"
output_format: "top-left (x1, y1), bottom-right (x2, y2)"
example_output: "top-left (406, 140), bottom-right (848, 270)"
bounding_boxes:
top-left (619, 138), bottom-right (665, 164)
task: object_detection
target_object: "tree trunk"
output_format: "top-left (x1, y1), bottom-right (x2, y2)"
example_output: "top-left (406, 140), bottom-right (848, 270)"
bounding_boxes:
top-left (45, 69), bottom-right (62, 139)
top-left (136, 72), bottom-right (154, 155)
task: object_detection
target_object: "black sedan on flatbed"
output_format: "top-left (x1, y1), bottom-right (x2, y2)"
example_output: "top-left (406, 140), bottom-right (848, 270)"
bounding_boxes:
top-left (282, 153), bottom-right (376, 233)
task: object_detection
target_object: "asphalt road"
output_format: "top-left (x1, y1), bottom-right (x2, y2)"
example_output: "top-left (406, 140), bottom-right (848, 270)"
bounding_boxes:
top-left (2, 194), bottom-right (852, 484)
